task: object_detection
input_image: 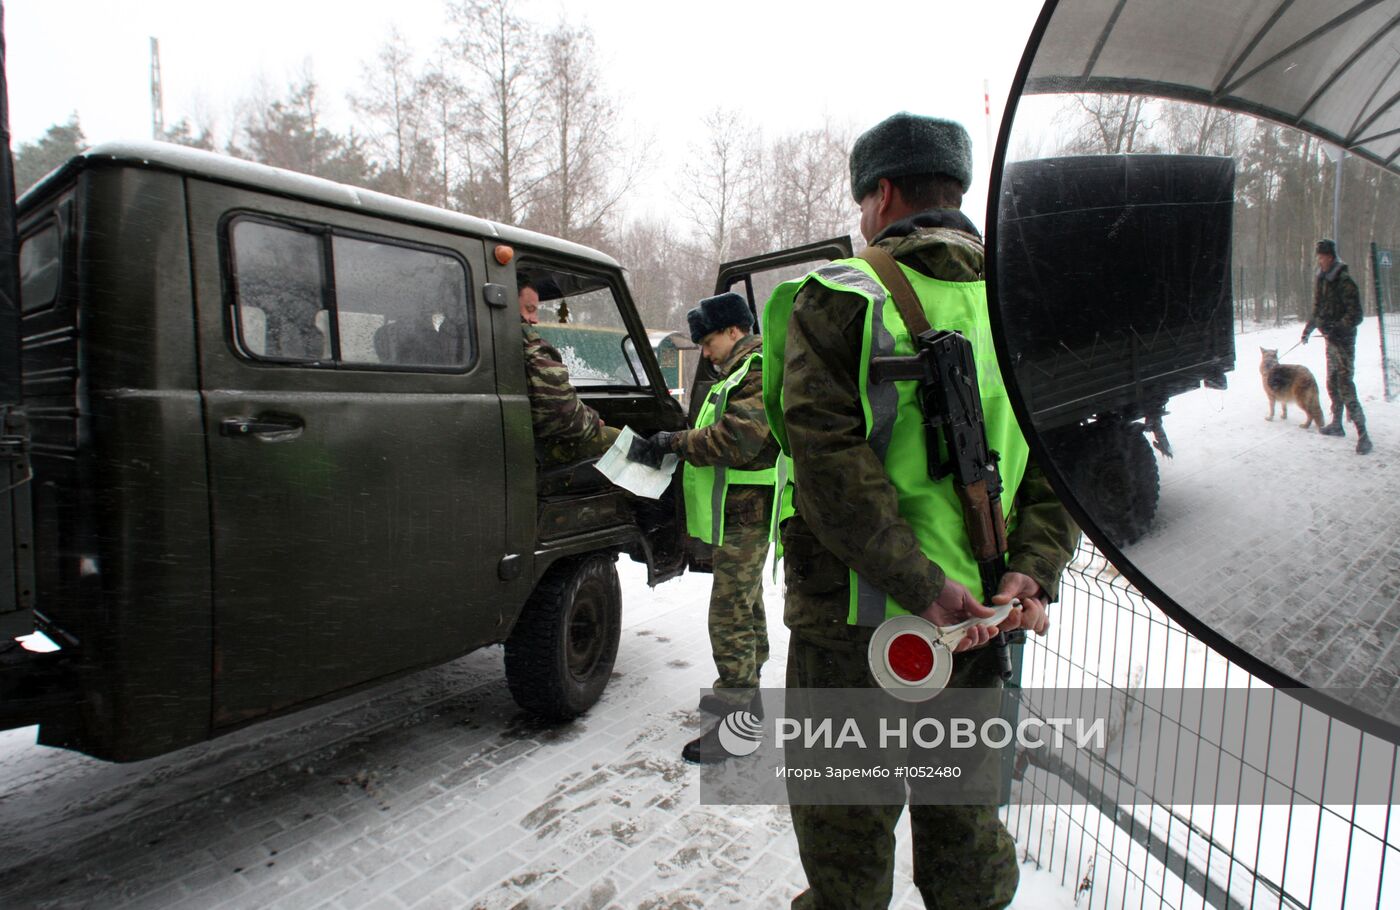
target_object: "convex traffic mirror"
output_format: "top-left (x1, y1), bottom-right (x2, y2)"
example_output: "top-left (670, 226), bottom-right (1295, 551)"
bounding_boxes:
top-left (991, 0), bottom-right (1400, 737)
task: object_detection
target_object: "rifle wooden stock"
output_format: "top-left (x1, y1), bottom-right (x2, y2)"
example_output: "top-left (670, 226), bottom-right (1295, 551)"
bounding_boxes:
top-left (957, 480), bottom-right (1009, 563)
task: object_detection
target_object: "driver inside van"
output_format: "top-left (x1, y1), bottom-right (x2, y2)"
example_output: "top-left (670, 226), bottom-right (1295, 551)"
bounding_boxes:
top-left (520, 279), bottom-right (619, 465)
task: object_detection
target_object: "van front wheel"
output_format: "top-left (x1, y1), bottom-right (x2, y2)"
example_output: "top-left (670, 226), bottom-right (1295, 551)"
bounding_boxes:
top-left (505, 554), bottom-right (622, 720)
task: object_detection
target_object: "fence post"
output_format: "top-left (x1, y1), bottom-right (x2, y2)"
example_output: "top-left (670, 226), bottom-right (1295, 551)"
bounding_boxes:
top-left (1373, 241), bottom-right (1395, 401)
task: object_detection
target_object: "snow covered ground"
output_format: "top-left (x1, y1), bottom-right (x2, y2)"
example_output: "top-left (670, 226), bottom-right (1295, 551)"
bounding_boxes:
top-left (0, 560), bottom-right (1085, 909)
top-left (1014, 537), bottom-right (1400, 910)
top-left (1068, 316), bottom-right (1400, 725)
top-left (1, 321), bottom-right (1393, 909)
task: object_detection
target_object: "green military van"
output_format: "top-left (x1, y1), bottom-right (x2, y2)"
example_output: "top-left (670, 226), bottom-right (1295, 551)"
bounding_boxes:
top-left (0, 141), bottom-right (694, 761)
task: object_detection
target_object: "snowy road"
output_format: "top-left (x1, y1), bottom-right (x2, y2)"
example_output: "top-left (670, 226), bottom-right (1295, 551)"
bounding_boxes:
top-left (0, 562), bottom-right (1079, 910)
top-left (1112, 317), bottom-right (1400, 726)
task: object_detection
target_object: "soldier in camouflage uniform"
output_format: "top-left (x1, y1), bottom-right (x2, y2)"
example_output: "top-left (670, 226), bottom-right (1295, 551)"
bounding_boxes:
top-left (631, 292), bottom-right (779, 764)
top-left (1303, 239), bottom-right (1372, 454)
top-left (520, 282), bottom-right (619, 465)
top-left (771, 113), bottom-right (1079, 909)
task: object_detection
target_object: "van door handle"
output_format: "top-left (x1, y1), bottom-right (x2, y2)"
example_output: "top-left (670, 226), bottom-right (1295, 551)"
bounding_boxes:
top-left (219, 415), bottom-right (304, 439)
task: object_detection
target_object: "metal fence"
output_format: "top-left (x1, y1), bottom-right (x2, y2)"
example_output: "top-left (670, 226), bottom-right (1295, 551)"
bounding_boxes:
top-left (1233, 264), bottom-right (1313, 329)
top-left (1004, 537), bottom-right (1399, 910)
top-left (1370, 243), bottom-right (1400, 402)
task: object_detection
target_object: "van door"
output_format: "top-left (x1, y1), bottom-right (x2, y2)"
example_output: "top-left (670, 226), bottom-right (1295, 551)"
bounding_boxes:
top-left (686, 236), bottom-right (855, 570)
top-left (188, 184), bottom-right (508, 726)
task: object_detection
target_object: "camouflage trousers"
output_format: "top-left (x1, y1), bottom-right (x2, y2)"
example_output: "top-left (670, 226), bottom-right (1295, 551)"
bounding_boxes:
top-left (540, 425), bottom-right (619, 466)
top-left (786, 634), bottom-right (1018, 910)
top-left (708, 519), bottom-right (771, 703)
top-left (1325, 337), bottom-right (1367, 427)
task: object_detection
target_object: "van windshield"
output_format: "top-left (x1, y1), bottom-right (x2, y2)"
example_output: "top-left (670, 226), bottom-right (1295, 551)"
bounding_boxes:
top-left (521, 267), bottom-right (645, 387)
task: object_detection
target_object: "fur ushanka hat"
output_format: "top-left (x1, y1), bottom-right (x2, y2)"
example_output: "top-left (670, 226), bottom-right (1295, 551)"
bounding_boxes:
top-left (687, 292), bottom-right (753, 343)
top-left (849, 111), bottom-right (974, 201)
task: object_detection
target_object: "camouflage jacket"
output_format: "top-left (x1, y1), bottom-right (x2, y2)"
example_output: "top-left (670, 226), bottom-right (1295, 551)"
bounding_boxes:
top-left (523, 322), bottom-right (605, 449)
top-left (780, 209), bottom-right (1079, 645)
top-left (674, 333), bottom-right (780, 527)
top-left (1308, 262), bottom-right (1363, 341)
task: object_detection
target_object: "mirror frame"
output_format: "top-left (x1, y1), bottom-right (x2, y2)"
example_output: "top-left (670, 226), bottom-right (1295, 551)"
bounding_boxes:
top-left (984, 0), bottom-right (1400, 746)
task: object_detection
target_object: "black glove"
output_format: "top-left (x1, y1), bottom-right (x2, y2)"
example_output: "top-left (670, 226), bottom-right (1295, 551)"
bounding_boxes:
top-left (627, 431), bottom-right (676, 469)
top-left (1301, 330), bottom-right (1311, 345)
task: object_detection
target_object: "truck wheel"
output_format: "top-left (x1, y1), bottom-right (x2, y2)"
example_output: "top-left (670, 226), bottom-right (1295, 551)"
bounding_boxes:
top-left (505, 554), bottom-right (621, 720)
top-left (1059, 424), bottom-right (1160, 545)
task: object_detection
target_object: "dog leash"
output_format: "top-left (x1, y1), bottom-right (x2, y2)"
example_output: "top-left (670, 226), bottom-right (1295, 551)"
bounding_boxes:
top-left (1278, 341), bottom-right (1303, 359)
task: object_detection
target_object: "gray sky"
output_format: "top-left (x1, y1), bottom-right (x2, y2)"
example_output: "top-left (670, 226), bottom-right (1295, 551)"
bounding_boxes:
top-left (8, 0), bottom-right (1047, 229)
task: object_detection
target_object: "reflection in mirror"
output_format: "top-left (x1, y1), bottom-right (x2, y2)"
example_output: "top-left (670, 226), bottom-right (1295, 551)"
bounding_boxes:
top-left (994, 0), bottom-right (1400, 732)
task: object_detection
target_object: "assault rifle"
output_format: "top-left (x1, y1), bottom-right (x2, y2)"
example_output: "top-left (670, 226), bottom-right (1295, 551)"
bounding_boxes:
top-left (868, 329), bottom-right (1022, 681)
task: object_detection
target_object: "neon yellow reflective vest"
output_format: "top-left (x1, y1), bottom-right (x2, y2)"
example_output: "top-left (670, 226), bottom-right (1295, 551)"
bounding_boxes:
top-left (761, 256), bottom-right (1030, 626)
top-left (683, 351), bottom-right (794, 548)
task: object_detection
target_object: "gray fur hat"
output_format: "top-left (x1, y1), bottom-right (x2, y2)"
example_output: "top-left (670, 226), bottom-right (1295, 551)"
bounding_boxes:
top-left (1316, 238), bottom-right (1338, 256)
top-left (849, 112), bottom-right (974, 201)
top-left (687, 292), bottom-right (752, 343)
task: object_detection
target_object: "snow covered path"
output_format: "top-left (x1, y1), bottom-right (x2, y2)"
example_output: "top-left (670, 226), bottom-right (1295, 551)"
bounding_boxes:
top-left (0, 562), bottom-right (1078, 909)
top-left (1118, 316), bottom-right (1400, 725)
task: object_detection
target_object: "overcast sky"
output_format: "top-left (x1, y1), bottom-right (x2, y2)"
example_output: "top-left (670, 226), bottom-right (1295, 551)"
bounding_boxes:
top-left (8, 0), bottom-right (1048, 229)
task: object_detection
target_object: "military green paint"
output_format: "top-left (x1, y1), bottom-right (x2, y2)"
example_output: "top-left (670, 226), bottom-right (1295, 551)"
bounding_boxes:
top-left (10, 147), bottom-right (688, 761)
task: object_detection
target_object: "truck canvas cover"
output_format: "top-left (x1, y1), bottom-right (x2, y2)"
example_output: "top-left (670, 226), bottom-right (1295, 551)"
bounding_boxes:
top-left (996, 154), bottom-right (1236, 426)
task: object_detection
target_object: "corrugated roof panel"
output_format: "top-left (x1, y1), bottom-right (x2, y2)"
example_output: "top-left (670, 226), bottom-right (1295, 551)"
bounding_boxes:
top-left (1025, 0), bottom-right (1400, 174)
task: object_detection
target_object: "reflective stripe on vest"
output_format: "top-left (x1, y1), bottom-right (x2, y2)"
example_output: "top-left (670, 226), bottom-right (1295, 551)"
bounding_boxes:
top-left (682, 351), bottom-right (776, 546)
top-left (761, 256), bottom-right (1029, 626)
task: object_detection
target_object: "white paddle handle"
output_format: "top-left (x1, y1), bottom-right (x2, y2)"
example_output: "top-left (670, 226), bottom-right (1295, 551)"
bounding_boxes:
top-left (935, 600), bottom-right (1018, 649)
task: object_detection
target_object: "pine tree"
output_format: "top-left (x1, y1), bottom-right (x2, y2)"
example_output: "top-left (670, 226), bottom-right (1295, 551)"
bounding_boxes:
top-left (14, 116), bottom-right (86, 196)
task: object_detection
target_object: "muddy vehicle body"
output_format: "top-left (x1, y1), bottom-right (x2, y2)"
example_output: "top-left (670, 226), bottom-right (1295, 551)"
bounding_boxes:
top-left (0, 142), bottom-right (695, 762)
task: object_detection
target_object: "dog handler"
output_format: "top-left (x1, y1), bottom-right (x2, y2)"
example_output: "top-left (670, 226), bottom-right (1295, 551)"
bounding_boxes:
top-left (1303, 238), bottom-right (1372, 455)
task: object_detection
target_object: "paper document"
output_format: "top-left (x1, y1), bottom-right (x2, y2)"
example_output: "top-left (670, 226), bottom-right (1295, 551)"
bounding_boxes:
top-left (596, 426), bottom-right (679, 499)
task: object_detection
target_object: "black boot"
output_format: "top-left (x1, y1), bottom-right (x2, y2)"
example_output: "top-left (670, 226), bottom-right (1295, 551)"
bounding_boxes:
top-left (1355, 420), bottom-right (1373, 454)
top-left (681, 720), bottom-right (732, 764)
top-left (698, 689), bottom-right (764, 718)
top-left (1319, 413), bottom-right (1345, 437)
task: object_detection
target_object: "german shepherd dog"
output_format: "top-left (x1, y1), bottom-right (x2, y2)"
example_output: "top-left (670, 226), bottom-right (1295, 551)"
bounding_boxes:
top-left (1260, 347), bottom-right (1324, 428)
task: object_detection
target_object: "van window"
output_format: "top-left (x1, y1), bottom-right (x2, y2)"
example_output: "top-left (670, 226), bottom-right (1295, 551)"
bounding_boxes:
top-left (229, 220), bottom-right (329, 362)
top-left (20, 222), bottom-right (62, 313)
top-left (226, 217), bottom-right (473, 370)
top-left (334, 236), bottom-right (471, 369)
top-left (523, 267), bottom-right (645, 387)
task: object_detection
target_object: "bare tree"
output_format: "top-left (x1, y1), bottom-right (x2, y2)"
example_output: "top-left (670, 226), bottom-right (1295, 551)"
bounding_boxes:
top-left (419, 57), bottom-right (471, 210)
top-left (528, 19), bottom-right (637, 248)
top-left (351, 29), bottom-right (437, 202)
top-left (1059, 93), bottom-right (1157, 154)
top-left (1160, 101), bottom-right (1242, 157)
top-left (445, 0), bottom-right (542, 224)
top-left (610, 218), bottom-right (697, 329)
top-left (681, 108), bottom-right (757, 265)
top-left (755, 121), bottom-right (856, 249)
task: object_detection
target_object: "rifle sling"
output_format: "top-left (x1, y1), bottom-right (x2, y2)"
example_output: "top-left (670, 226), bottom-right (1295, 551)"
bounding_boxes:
top-left (862, 244), bottom-right (1011, 582)
top-left (859, 245), bottom-right (932, 336)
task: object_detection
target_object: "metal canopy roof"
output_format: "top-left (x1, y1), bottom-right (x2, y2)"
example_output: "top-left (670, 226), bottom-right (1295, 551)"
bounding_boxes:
top-left (1024, 0), bottom-right (1400, 174)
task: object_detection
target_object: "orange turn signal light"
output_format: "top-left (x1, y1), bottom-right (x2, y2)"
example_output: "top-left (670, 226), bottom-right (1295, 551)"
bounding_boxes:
top-left (494, 245), bottom-right (514, 265)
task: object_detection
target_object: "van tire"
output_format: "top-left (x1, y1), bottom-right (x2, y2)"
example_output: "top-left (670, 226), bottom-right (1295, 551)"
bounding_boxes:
top-left (505, 554), bottom-right (622, 720)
